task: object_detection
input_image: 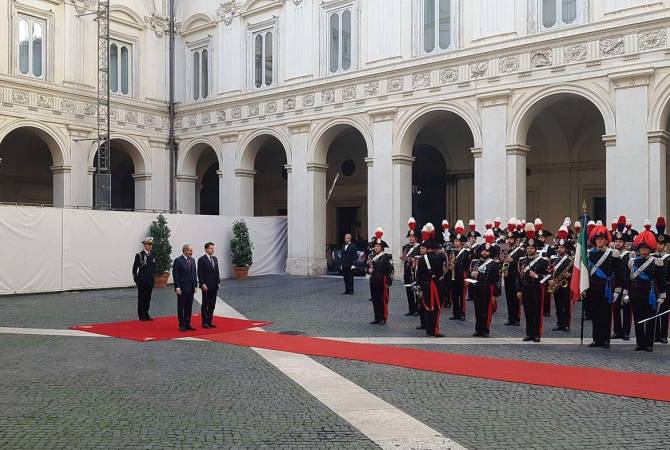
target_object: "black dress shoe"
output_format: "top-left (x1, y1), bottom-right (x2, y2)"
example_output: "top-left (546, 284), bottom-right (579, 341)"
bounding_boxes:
top-left (202, 324), bottom-right (211, 329)
top-left (179, 326), bottom-right (187, 332)
top-left (588, 342), bottom-right (600, 348)
top-left (349, 292), bottom-right (354, 295)
top-left (411, 311), bottom-right (419, 316)
top-left (416, 326), bottom-right (425, 330)
top-left (552, 326), bottom-right (563, 332)
top-left (368, 298), bottom-right (372, 302)
top-left (341, 292), bottom-right (348, 295)
top-left (634, 345), bottom-right (644, 351)
top-left (433, 333), bottom-right (445, 338)
top-left (448, 316), bottom-right (459, 320)
top-left (661, 338), bottom-right (668, 344)
top-left (504, 321), bottom-right (514, 326)
top-left (185, 326), bottom-right (196, 331)
top-left (611, 334), bottom-right (623, 340)
top-left (370, 320), bottom-right (380, 325)
top-left (602, 343), bottom-right (610, 349)
top-left (543, 313), bottom-right (551, 318)
top-left (139, 318), bottom-right (149, 322)
top-left (481, 332), bottom-right (490, 338)
top-left (472, 332), bottom-right (481, 337)
top-left (513, 321), bottom-right (521, 326)
top-left (209, 324), bottom-right (216, 328)
top-left (146, 316), bottom-right (153, 321)
top-left (563, 327), bottom-right (571, 333)
top-left (405, 312), bottom-right (414, 316)
top-left (645, 347), bottom-right (654, 352)
top-left (378, 320), bottom-right (387, 325)
top-left (622, 334), bottom-right (630, 340)
top-left (533, 336), bottom-right (541, 343)
top-left (459, 316), bottom-right (466, 321)
top-left (523, 336), bottom-right (533, 342)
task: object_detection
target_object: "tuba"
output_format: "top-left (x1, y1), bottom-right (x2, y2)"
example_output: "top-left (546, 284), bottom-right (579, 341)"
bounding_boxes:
top-left (548, 263), bottom-right (571, 294)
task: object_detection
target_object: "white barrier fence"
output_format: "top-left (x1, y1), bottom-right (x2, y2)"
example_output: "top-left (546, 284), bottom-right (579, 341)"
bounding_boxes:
top-left (0, 206), bottom-right (287, 295)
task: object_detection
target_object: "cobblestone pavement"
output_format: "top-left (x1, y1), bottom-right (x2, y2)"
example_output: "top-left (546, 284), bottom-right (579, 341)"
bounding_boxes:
top-left (1, 275), bottom-right (669, 449)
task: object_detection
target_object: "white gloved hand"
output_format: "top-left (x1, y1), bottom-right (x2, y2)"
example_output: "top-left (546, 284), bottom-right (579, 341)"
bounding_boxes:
top-left (658, 296), bottom-right (666, 305)
top-left (612, 292), bottom-right (620, 303)
top-left (622, 291), bottom-right (630, 304)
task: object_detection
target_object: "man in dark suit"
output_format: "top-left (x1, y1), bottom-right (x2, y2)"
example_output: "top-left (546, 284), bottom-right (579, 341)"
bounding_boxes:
top-left (173, 244), bottom-right (198, 331)
top-left (132, 237), bottom-right (156, 321)
top-left (198, 242), bottom-right (220, 328)
top-left (341, 233), bottom-right (357, 295)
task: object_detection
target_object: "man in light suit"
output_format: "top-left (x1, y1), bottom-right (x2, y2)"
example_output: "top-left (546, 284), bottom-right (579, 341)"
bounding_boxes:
top-left (173, 244), bottom-right (198, 331)
top-left (341, 233), bottom-right (357, 295)
top-left (198, 242), bottom-right (220, 328)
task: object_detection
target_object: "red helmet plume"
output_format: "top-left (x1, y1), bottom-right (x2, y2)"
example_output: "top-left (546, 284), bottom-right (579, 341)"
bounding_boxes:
top-left (408, 217), bottom-right (416, 231)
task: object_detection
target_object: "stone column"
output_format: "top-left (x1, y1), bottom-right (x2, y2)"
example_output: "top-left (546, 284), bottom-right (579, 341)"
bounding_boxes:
top-left (506, 144), bottom-right (529, 221)
top-left (50, 165), bottom-right (72, 208)
top-left (368, 108), bottom-right (397, 244)
top-left (392, 154), bottom-right (413, 278)
top-left (477, 91), bottom-right (510, 226)
top-left (176, 175), bottom-right (197, 214)
top-left (235, 169), bottom-right (256, 217)
top-left (648, 131), bottom-right (668, 219)
top-left (471, 147), bottom-right (483, 225)
top-left (148, 138), bottom-right (169, 211)
top-left (219, 133), bottom-right (239, 216)
top-left (609, 69), bottom-right (653, 225)
top-left (66, 125), bottom-right (93, 208)
top-left (307, 162), bottom-right (328, 275)
top-left (287, 122), bottom-right (310, 275)
top-left (132, 173), bottom-right (151, 211)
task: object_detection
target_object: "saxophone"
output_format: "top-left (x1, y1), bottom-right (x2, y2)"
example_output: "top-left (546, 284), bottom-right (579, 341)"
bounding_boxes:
top-left (499, 244), bottom-right (510, 278)
top-left (548, 262), bottom-right (571, 294)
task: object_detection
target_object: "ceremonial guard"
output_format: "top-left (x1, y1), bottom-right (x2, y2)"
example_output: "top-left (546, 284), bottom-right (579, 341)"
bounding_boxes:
top-left (653, 217), bottom-right (670, 344)
top-left (401, 218), bottom-right (421, 316)
top-left (550, 227), bottom-right (573, 332)
top-left (367, 228), bottom-right (393, 325)
top-left (449, 221), bottom-right (471, 321)
top-left (492, 217), bottom-right (503, 239)
top-left (629, 224), bottom-right (666, 352)
top-left (441, 220), bottom-right (452, 308)
top-left (535, 218), bottom-right (555, 318)
top-left (586, 225), bottom-right (617, 348)
top-left (502, 220), bottom-right (525, 326)
top-left (517, 223), bottom-right (550, 342)
top-left (416, 225), bottom-right (446, 337)
top-left (469, 230), bottom-right (500, 337)
top-left (611, 220), bottom-right (632, 341)
top-left (132, 237), bottom-right (156, 321)
top-left (467, 219), bottom-right (481, 303)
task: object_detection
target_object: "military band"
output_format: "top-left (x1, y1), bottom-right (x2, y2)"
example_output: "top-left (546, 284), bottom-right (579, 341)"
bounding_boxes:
top-left (469, 230), bottom-right (501, 338)
top-left (517, 225), bottom-right (550, 343)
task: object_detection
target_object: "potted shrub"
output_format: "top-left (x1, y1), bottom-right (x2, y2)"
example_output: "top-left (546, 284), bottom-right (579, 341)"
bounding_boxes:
top-left (150, 214), bottom-right (173, 288)
top-left (230, 219), bottom-right (253, 280)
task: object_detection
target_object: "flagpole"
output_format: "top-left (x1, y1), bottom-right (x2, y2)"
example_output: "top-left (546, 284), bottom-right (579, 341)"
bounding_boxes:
top-left (579, 200), bottom-right (587, 347)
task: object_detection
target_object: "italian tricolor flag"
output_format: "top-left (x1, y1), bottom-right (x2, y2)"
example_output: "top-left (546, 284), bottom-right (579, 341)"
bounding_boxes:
top-left (571, 227), bottom-right (590, 303)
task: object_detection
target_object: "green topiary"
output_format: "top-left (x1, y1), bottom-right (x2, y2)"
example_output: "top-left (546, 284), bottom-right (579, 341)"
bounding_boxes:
top-left (150, 214), bottom-right (173, 273)
top-left (231, 219), bottom-right (253, 267)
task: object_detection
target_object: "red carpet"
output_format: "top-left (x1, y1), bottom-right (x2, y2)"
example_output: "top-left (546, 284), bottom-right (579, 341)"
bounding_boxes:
top-left (70, 315), bottom-right (271, 342)
top-left (204, 330), bottom-right (670, 402)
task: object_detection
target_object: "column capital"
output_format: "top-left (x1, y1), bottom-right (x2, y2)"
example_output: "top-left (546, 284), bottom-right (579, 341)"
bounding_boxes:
top-left (234, 168), bottom-right (257, 178)
top-left (219, 133), bottom-right (239, 143)
top-left (66, 125), bottom-right (93, 138)
top-left (369, 108), bottom-right (398, 122)
top-left (609, 68), bottom-right (654, 89)
top-left (216, 170), bottom-right (224, 178)
top-left (470, 147), bottom-right (482, 158)
top-left (364, 156), bottom-right (375, 167)
top-left (148, 137), bottom-right (169, 147)
top-left (506, 144), bottom-right (530, 156)
top-left (288, 122), bottom-right (311, 134)
top-left (602, 134), bottom-right (617, 147)
top-left (176, 175), bottom-right (198, 183)
top-left (132, 173), bottom-right (152, 181)
top-left (477, 89), bottom-right (511, 108)
top-left (50, 165), bottom-right (72, 174)
top-left (283, 164), bottom-right (292, 174)
top-left (648, 130), bottom-right (670, 144)
top-left (306, 162), bottom-right (328, 173)
top-left (391, 154), bottom-right (415, 166)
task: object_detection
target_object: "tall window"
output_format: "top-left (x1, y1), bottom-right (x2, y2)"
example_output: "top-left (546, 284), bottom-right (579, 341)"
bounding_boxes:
top-left (253, 30), bottom-right (274, 89)
top-left (110, 40), bottom-right (131, 96)
top-left (192, 48), bottom-right (209, 101)
top-left (423, 0), bottom-right (452, 54)
top-left (328, 8), bottom-right (353, 74)
top-left (17, 15), bottom-right (46, 79)
top-left (541, 0), bottom-right (578, 29)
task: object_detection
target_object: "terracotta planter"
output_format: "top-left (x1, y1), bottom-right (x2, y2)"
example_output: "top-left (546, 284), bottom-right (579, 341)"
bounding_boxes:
top-left (154, 272), bottom-right (170, 288)
top-left (233, 266), bottom-right (249, 280)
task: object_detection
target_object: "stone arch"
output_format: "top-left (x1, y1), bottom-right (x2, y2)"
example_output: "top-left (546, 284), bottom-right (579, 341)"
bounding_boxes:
top-left (181, 13), bottom-right (216, 33)
top-left (509, 84), bottom-right (616, 146)
top-left (0, 120), bottom-right (68, 167)
top-left (237, 128), bottom-right (291, 171)
top-left (177, 136), bottom-right (222, 176)
top-left (649, 75), bottom-right (670, 132)
top-left (87, 134), bottom-right (150, 174)
top-left (308, 116), bottom-right (374, 165)
top-left (395, 102), bottom-right (482, 158)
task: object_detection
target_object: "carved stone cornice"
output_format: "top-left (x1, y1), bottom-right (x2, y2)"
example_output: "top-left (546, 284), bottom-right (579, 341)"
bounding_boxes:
top-left (648, 130), bottom-right (670, 144)
top-left (288, 122), bottom-right (311, 134)
top-left (477, 90), bottom-right (511, 108)
top-left (369, 108), bottom-right (397, 122)
top-left (66, 124), bottom-right (93, 138)
top-left (306, 162), bottom-right (329, 173)
top-left (506, 144), bottom-right (530, 156)
top-left (219, 133), bottom-right (239, 143)
top-left (391, 155), bottom-right (415, 166)
top-left (144, 13), bottom-right (170, 38)
top-left (148, 137), bottom-right (169, 147)
top-left (234, 168), bottom-right (257, 178)
top-left (609, 68), bottom-right (654, 89)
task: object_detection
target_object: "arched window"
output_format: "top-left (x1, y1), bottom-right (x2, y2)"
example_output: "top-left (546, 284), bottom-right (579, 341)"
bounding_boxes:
top-left (328, 7), bottom-right (354, 74)
top-left (422, 0), bottom-right (453, 54)
top-left (110, 40), bottom-right (132, 96)
top-left (17, 15), bottom-right (46, 79)
top-left (192, 48), bottom-right (209, 101)
top-left (253, 30), bottom-right (274, 89)
top-left (540, 0), bottom-right (579, 30)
